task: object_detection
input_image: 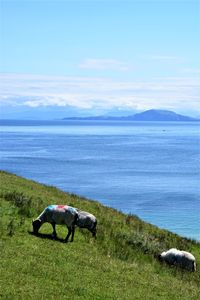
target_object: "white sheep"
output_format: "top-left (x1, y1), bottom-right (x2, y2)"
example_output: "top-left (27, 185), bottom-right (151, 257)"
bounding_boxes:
top-left (32, 205), bottom-right (78, 242)
top-left (159, 248), bottom-right (196, 272)
top-left (76, 210), bottom-right (97, 238)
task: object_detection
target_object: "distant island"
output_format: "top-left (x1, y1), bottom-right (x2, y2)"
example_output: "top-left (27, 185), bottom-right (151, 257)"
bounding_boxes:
top-left (63, 109), bottom-right (199, 122)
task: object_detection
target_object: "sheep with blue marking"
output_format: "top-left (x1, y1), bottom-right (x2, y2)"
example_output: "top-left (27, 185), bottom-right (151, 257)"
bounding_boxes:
top-left (32, 205), bottom-right (78, 242)
top-left (76, 210), bottom-right (97, 238)
top-left (159, 248), bottom-right (196, 272)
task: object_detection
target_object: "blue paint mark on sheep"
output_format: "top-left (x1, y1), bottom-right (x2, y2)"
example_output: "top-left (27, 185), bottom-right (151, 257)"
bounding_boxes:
top-left (45, 205), bottom-right (56, 212)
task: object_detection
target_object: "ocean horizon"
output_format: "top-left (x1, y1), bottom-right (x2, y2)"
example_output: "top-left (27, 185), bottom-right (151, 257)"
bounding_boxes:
top-left (0, 119), bottom-right (199, 241)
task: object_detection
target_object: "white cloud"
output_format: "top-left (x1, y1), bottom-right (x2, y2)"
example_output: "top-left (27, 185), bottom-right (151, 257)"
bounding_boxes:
top-left (79, 58), bottom-right (130, 71)
top-left (0, 72), bottom-right (200, 115)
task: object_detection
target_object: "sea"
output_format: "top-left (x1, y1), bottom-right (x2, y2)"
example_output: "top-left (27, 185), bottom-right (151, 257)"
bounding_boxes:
top-left (0, 120), bottom-right (199, 241)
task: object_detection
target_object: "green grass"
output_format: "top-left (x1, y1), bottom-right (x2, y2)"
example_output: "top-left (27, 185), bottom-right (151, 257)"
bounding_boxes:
top-left (0, 170), bottom-right (199, 299)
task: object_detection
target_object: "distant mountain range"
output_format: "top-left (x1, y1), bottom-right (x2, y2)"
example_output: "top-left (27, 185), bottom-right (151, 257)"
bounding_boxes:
top-left (63, 109), bottom-right (199, 122)
top-left (1, 105), bottom-right (199, 121)
top-left (0, 104), bottom-right (137, 120)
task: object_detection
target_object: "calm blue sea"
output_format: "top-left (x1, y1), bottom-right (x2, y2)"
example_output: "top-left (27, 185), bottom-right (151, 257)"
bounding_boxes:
top-left (0, 120), bottom-right (199, 241)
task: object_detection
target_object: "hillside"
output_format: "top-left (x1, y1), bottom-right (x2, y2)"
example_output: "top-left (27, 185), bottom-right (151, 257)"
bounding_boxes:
top-left (64, 109), bottom-right (199, 122)
top-left (0, 171), bottom-right (200, 299)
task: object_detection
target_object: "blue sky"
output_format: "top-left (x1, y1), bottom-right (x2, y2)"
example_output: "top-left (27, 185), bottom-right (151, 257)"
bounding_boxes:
top-left (1, 0), bottom-right (200, 116)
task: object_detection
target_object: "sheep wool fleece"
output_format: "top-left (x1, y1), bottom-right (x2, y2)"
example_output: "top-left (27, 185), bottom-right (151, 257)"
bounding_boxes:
top-left (39, 205), bottom-right (77, 226)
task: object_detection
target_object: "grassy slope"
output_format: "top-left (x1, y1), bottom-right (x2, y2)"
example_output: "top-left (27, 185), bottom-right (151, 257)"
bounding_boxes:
top-left (0, 171), bottom-right (199, 299)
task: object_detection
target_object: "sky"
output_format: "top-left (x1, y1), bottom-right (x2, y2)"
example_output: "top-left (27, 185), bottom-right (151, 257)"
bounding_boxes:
top-left (0, 0), bottom-right (200, 117)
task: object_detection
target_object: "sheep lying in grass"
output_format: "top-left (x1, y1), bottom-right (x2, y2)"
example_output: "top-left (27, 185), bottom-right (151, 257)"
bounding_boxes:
top-left (76, 210), bottom-right (97, 238)
top-left (32, 205), bottom-right (78, 242)
top-left (159, 248), bottom-right (196, 272)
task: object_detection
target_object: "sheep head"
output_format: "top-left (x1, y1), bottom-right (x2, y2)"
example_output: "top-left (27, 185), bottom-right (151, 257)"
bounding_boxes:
top-left (32, 219), bottom-right (41, 235)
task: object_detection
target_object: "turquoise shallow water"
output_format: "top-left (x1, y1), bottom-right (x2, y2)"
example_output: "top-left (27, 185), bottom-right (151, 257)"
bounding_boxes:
top-left (0, 120), bottom-right (200, 240)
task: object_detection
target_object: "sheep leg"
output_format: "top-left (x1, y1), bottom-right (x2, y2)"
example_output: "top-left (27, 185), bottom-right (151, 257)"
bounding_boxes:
top-left (64, 226), bottom-right (72, 242)
top-left (70, 224), bottom-right (75, 242)
top-left (51, 222), bottom-right (57, 238)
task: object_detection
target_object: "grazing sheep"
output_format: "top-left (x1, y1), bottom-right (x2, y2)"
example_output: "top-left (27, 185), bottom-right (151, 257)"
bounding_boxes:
top-left (159, 248), bottom-right (196, 272)
top-left (76, 210), bottom-right (97, 238)
top-left (32, 205), bottom-right (78, 242)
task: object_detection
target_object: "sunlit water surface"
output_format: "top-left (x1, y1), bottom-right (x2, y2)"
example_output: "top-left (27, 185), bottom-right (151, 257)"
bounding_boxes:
top-left (1, 120), bottom-right (199, 240)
